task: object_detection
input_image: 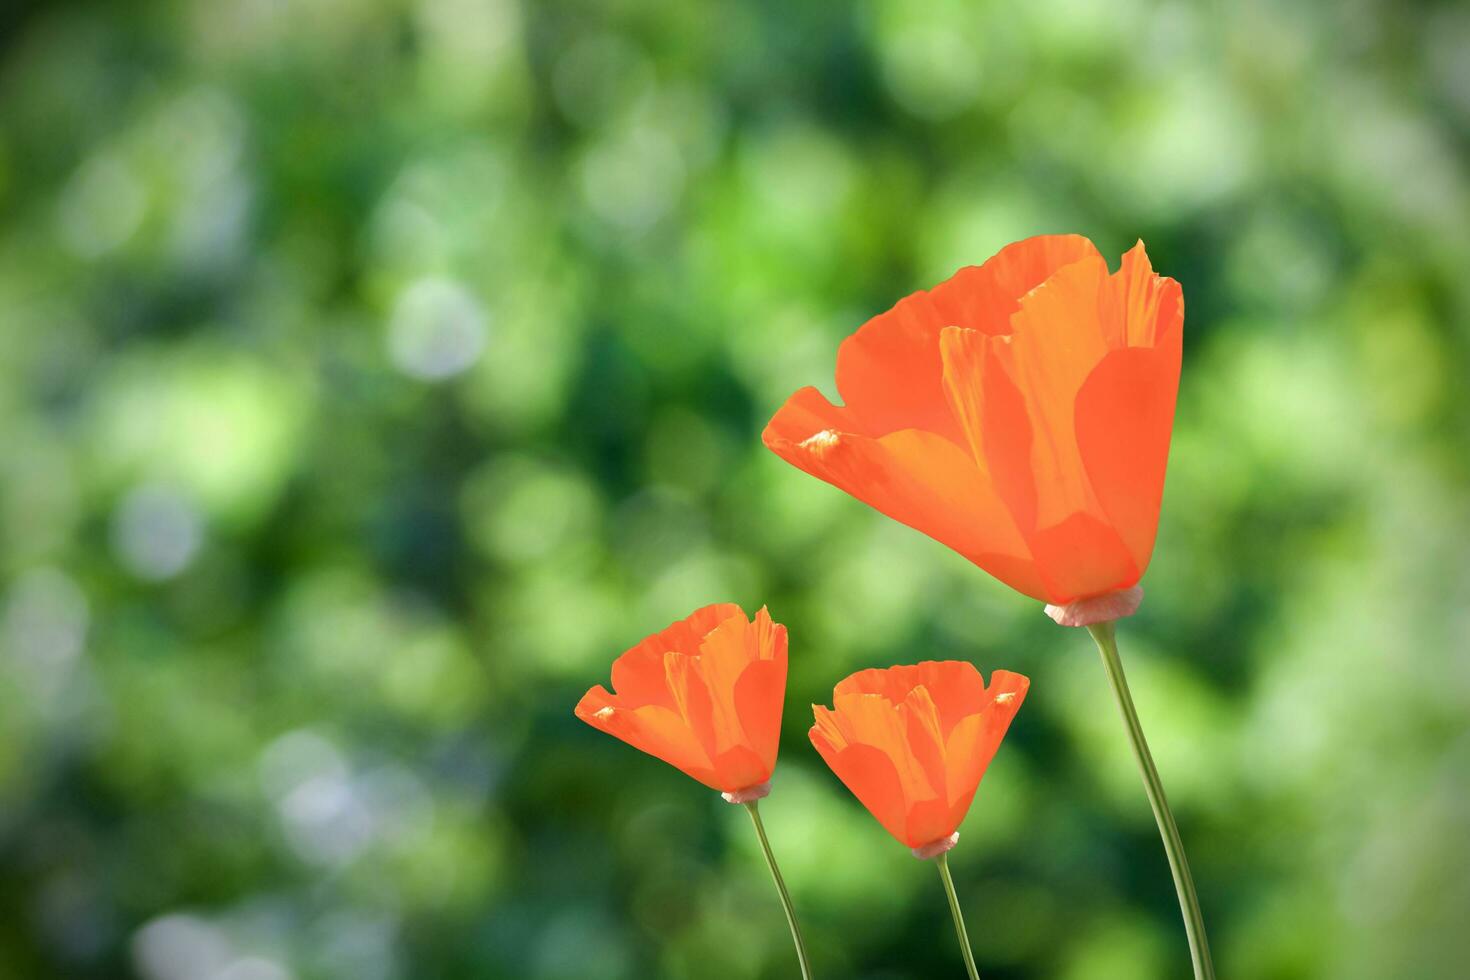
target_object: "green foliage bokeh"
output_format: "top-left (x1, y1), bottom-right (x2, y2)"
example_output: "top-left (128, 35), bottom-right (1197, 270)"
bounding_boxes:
top-left (1, 0), bottom-right (1467, 977)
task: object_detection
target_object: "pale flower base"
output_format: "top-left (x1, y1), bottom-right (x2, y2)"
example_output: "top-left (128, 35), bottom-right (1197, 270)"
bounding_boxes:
top-left (910, 831), bottom-right (959, 860)
top-left (1044, 585), bottom-right (1144, 627)
top-left (721, 780), bottom-right (772, 804)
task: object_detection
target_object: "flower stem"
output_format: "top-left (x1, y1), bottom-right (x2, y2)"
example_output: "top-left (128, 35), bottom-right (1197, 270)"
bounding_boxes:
top-left (744, 800), bottom-right (813, 979)
top-left (1086, 621), bottom-right (1215, 980)
top-left (935, 851), bottom-right (981, 980)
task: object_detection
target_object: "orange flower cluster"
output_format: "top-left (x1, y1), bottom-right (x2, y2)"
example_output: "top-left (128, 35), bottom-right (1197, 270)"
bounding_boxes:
top-left (577, 234), bottom-right (1186, 844)
top-left (577, 603), bottom-right (1027, 854)
top-left (573, 234), bottom-right (1199, 976)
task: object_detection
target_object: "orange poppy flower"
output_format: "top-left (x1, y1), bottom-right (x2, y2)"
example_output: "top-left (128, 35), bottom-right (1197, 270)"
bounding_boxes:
top-left (763, 234), bottom-right (1182, 613)
top-left (575, 604), bottom-right (787, 799)
top-left (810, 662), bottom-right (1028, 855)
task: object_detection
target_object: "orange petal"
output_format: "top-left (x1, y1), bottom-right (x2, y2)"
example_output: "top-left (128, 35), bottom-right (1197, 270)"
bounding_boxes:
top-left (574, 685), bottom-right (617, 720)
top-left (763, 398), bottom-right (1038, 595)
top-left (954, 256), bottom-right (1142, 601)
top-left (761, 385), bottom-right (859, 445)
top-left (992, 253), bottom-right (1112, 530)
top-left (577, 696), bottom-right (719, 789)
top-left (1028, 511), bottom-right (1139, 603)
top-left (733, 657), bottom-right (786, 776)
top-left (943, 670), bottom-right (1030, 826)
top-left (693, 608), bottom-right (766, 756)
top-left (663, 651), bottom-right (718, 762)
top-left (832, 665), bottom-right (908, 702)
top-left (944, 234), bottom-right (1105, 331)
top-left (829, 692), bottom-right (938, 804)
top-left (904, 797), bottom-right (956, 850)
top-left (834, 289), bottom-right (969, 444)
top-left (611, 602), bottom-right (745, 709)
top-left (940, 713), bottom-right (987, 828)
top-left (832, 664), bottom-right (911, 702)
top-left (809, 736), bottom-right (910, 845)
top-left (939, 327), bottom-right (1036, 537)
top-left (712, 744), bottom-right (772, 793)
top-left (1075, 347), bottom-right (1180, 575)
top-left (750, 606), bottom-right (783, 661)
top-left (898, 685), bottom-right (947, 807)
top-left (1102, 241), bottom-right (1184, 350)
top-left (831, 235), bottom-right (1102, 441)
top-left (836, 661), bottom-right (990, 740)
top-left (810, 703), bottom-right (847, 750)
top-left (1073, 246), bottom-right (1183, 573)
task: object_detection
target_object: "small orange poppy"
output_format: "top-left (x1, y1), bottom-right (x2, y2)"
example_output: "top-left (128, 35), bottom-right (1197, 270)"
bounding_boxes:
top-left (575, 604), bottom-right (787, 798)
top-left (764, 235), bottom-right (1182, 611)
top-left (810, 662), bottom-right (1028, 854)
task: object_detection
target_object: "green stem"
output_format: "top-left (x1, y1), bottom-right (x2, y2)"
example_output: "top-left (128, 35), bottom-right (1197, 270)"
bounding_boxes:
top-left (935, 851), bottom-right (981, 980)
top-left (744, 800), bottom-right (813, 979)
top-left (1086, 621), bottom-right (1215, 980)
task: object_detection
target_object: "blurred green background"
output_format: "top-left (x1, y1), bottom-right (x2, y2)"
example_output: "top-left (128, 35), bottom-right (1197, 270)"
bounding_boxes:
top-left (2, 0), bottom-right (1468, 977)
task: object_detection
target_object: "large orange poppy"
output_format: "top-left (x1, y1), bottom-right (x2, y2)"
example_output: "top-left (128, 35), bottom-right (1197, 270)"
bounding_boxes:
top-left (575, 604), bottom-right (787, 798)
top-left (763, 235), bottom-right (1182, 609)
top-left (810, 662), bottom-right (1028, 854)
